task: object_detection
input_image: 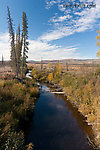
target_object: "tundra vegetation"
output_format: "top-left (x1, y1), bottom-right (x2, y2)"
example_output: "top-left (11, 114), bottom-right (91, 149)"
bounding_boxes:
top-left (31, 62), bottom-right (100, 148)
top-left (0, 77), bottom-right (39, 149)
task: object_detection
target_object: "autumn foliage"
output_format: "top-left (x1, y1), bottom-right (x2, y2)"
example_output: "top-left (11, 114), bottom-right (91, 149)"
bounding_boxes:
top-left (0, 78), bottom-right (39, 149)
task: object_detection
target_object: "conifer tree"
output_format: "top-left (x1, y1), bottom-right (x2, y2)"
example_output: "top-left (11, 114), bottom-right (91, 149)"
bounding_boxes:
top-left (21, 12), bottom-right (29, 79)
top-left (2, 55), bottom-right (4, 65)
top-left (15, 25), bottom-right (23, 75)
top-left (7, 7), bottom-right (29, 79)
top-left (7, 6), bottom-right (18, 77)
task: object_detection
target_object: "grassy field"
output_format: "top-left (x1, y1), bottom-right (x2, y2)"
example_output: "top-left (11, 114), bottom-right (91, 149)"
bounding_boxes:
top-left (27, 59), bottom-right (99, 75)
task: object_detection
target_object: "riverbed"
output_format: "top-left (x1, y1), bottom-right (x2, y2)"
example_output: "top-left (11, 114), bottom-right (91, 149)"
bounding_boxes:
top-left (27, 84), bottom-right (95, 150)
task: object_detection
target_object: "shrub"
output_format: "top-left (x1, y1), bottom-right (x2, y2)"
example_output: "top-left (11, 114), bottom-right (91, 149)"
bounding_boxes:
top-left (0, 80), bottom-right (4, 87)
top-left (0, 78), bottom-right (39, 149)
top-left (29, 87), bottom-right (39, 97)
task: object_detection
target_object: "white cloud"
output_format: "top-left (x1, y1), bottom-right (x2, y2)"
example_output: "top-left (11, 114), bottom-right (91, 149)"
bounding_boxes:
top-left (0, 32), bottom-right (10, 60)
top-left (0, 32), bottom-right (79, 61)
top-left (28, 39), bottom-right (79, 60)
top-left (50, 14), bottom-right (72, 23)
top-left (46, 0), bottom-right (57, 9)
top-left (39, 26), bottom-right (74, 42)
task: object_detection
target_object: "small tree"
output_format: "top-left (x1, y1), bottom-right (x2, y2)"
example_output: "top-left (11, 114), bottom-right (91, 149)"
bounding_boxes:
top-left (48, 73), bottom-right (53, 82)
top-left (2, 55), bottom-right (4, 65)
top-left (96, 27), bottom-right (100, 61)
top-left (41, 57), bottom-right (43, 70)
top-left (54, 63), bottom-right (62, 76)
top-left (96, 49), bottom-right (100, 60)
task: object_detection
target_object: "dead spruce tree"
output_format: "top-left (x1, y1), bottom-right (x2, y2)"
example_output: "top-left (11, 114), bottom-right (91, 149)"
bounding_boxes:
top-left (21, 12), bottom-right (29, 79)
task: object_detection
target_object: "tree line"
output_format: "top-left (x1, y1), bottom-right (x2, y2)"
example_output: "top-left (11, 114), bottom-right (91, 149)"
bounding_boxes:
top-left (7, 7), bottom-right (29, 79)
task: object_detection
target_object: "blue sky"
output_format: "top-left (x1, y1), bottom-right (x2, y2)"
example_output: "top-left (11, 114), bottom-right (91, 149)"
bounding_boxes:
top-left (0, 0), bottom-right (99, 60)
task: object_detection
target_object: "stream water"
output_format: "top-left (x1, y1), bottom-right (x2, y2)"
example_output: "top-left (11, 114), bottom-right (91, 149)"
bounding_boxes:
top-left (27, 84), bottom-right (95, 150)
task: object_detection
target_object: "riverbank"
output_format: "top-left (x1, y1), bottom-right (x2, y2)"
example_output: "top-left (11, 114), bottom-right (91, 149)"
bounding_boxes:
top-left (0, 75), bottom-right (39, 149)
top-left (60, 74), bottom-right (100, 149)
top-left (31, 66), bottom-right (100, 149)
top-left (52, 74), bottom-right (100, 149)
top-left (47, 82), bottom-right (97, 149)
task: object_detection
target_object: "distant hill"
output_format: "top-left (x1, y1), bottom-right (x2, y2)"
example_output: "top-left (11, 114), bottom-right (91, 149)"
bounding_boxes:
top-left (0, 61), bottom-right (10, 66)
top-left (28, 59), bottom-right (99, 65)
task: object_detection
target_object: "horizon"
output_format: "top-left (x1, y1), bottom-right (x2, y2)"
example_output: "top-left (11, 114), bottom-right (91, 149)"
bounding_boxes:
top-left (0, 58), bottom-right (99, 62)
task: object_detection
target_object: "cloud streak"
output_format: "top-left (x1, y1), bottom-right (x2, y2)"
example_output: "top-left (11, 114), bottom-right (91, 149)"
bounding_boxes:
top-left (28, 39), bottom-right (79, 60)
top-left (41, 0), bottom-right (99, 42)
top-left (39, 27), bottom-right (74, 42)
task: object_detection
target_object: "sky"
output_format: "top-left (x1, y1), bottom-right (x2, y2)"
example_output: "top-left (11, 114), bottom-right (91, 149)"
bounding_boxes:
top-left (0, 0), bottom-right (100, 61)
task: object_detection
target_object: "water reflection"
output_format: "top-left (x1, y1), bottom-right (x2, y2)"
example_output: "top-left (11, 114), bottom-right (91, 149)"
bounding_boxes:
top-left (27, 84), bottom-right (95, 150)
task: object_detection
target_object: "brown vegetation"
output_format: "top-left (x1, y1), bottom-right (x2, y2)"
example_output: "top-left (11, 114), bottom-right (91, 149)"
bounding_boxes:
top-left (0, 75), bottom-right (39, 149)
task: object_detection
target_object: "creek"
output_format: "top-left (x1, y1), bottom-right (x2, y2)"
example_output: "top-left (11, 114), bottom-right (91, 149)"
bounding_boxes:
top-left (26, 84), bottom-right (95, 150)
